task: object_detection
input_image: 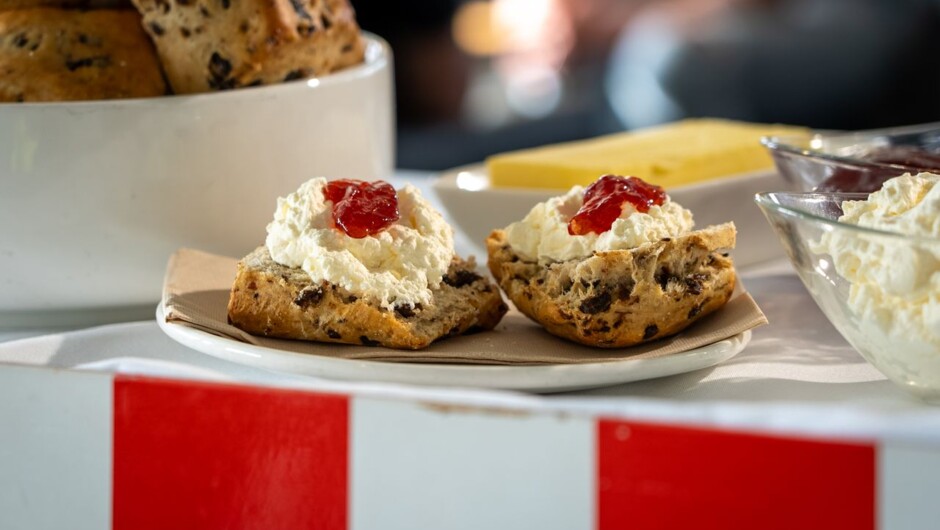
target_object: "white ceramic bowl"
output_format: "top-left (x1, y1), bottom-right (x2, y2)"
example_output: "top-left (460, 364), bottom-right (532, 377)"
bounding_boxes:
top-left (433, 165), bottom-right (787, 268)
top-left (0, 35), bottom-right (393, 325)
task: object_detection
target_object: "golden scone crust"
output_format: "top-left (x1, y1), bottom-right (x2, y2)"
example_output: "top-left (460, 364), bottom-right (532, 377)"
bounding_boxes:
top-left (0, 9), bottom-right (167, 102)
top-left (487, 223), bottom-right (737, 348)
top-left (132, 0), bottom-right (365, 94)
top-left (0, 0), bottom-right (129, 7)
top-left (228, 247), bottom-right (508, 350)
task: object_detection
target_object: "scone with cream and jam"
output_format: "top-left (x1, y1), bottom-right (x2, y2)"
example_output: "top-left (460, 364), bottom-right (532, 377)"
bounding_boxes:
top-left (228, 178), bottom-right (507, 350)
top-left (487, 175), bottom-right (736, 348)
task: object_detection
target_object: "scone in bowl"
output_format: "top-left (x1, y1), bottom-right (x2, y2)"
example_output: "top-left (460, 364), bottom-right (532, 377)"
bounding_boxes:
top-left (0, 35), bottom-right (393, 324)
top-left (762, 121), bottom-right (940, 192)
top-left (755, 191), bottom-right (940, 402)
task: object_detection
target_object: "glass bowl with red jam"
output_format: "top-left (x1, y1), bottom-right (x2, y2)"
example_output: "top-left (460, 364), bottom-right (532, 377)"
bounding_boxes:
top-left (762, 122), bottom-right (940, 193)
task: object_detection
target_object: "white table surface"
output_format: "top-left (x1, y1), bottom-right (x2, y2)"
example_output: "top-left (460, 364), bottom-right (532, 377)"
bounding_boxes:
top-left (2, 171), bottom-right (938, 444)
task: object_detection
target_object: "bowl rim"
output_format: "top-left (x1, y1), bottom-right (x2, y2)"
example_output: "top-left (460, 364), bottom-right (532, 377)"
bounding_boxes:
top-left (432, 162), bottom-right (779, 194)
top-left (761, 121), bottom-right (940, 172)
top-left (754, 190), bottom-right (940, 244)
top-left (0, 33), bottom-right (390, 109)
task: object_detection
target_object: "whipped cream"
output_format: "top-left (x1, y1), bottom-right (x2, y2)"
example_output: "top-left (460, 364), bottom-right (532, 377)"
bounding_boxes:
top-left (265, 178), bottom-right (455, 310)
top-left (818, 173), bottom-right (940, 373)
top-left (504, 185), bottom-right (695, 262)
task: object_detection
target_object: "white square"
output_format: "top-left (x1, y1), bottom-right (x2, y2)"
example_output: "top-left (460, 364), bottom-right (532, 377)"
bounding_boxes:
top-left (0, 365), bottom-right (112, 530)
top-left (351, 398), bottom-right (593, 530)
top-left (880, 442), bottom-right (940, 530)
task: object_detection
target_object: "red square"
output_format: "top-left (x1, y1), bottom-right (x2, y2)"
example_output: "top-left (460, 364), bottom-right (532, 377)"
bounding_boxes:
top-left (114, 376), bottom-right (348, 530)
top-left (597, 419), bottom-right (875, 530)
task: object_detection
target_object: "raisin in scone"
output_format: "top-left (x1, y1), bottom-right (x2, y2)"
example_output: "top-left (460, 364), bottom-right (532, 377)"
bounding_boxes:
top-left (229, 247), bottom-right (506, 350)
top-left (228, 178), bottom-right (507, 350)
top-left (0, 9), bottom-right (167, 102)
top-left (132, 0), bottom-right (365, 94)
top-left (0, 0), bottom-right (129, 7)
top-left (486, 175), bottom-right (737, 348)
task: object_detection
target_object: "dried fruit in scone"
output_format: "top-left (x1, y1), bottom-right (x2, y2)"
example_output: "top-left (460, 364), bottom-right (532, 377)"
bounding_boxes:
top-left (0, 0), bottom-right (129, 8)
top-left (227, 178), bottom-right (507, 350)
top-left (229, 247), bottom-right (507, 350)
top-left (0, 9), bottom-right (167, 102)
top-left (486, 175), bottom-right (737, 348)
top-left (131, 0), bottom-right (365, 94)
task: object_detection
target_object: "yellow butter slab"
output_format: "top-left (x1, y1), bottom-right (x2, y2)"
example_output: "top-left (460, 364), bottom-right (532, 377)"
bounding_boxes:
top-left (485, 119), bottom-right (810, 190)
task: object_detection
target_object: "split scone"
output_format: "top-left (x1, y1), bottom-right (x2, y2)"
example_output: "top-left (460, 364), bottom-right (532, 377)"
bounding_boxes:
top-left (0, 9), bottom-right (167, 102)
top-left (132, 0), bottom-right (365, 94)
top-left (228, 178), bottom-right (507, 350)
top-left (487, 175), bottom-right (736, 348)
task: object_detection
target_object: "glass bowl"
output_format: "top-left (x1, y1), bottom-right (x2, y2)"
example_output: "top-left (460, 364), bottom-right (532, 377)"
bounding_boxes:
top-left (762, 122), bottom-right (940, 192)
top-left (755, 191), bottom-right (940, 402)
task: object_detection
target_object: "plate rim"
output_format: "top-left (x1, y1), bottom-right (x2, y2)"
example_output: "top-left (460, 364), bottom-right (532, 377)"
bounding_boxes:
top-left (156, 306), bottom-right (751, 392)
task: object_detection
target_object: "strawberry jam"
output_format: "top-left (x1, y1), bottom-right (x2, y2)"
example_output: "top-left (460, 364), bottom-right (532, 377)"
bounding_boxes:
top-left (568, 175), bottom-right (666, 236)
top-left (324, 179), bottom-right (400, 238)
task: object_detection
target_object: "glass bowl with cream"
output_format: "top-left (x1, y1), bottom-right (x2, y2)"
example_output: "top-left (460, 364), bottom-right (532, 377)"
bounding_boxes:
top-left (756, 173), bottom-right (940, 402)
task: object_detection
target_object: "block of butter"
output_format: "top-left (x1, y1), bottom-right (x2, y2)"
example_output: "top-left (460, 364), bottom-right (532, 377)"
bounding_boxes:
top-left (485, 118), bottom-right (809, 189)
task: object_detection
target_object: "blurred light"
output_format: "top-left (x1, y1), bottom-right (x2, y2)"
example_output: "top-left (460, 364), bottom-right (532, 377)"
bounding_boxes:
top-left (453, 0), bottom-right (573, 124)
top-left (494, 0), bottom-right (553, 52)
top-left (505, 65), bottom-right (562, 119)
top-left (456, 171), bottom-right (489, 191)
top-left (453, 1), bottom-right (502, 56)
top-left (605, 12), bottom-right (682, 129)
top-left (494, 0), bottom-right (573, 64)
top-left (814, 258), bottom-right (831, 279)
top-left (810, 138), bottom-right (823, 150)
top-left (453, 0), bottom-right (572, 59)
top-left (464, 70), bottom-right (514, 129)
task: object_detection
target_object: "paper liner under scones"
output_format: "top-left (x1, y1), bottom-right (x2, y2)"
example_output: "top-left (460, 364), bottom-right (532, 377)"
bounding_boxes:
top-left (162, 248), bottom-right (766, 364)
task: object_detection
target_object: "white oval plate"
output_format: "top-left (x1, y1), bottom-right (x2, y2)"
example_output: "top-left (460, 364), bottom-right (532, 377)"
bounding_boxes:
top-left (157, 307), bottom-right (750, 393)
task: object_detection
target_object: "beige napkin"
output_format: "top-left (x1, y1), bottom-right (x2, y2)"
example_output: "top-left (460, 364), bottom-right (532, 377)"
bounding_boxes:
top-left (162, 248), bottom-right (767, 365)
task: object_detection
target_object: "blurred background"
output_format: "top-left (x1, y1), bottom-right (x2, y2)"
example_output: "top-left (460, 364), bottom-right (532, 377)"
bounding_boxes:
top-left (352, 0), bottom-right (940, 170)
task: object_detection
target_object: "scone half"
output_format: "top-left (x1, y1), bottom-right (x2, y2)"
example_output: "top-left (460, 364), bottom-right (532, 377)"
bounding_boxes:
top-left (0, 9), bottom-right (167, 102)
top-left (228, 247), bottom-right (507, 350)
top-left (487, 223), bottom-right (737, 348)
top-left (132, 0), bottom-right (365, 94)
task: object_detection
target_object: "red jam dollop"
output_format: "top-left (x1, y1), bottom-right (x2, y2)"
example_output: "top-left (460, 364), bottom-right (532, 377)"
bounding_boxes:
top-left (818, 146), bottom-right (940, 192)
top-left (568, 175), bottom-right (666, 236)
top-left (324, 179), bottom-right (400, 238)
